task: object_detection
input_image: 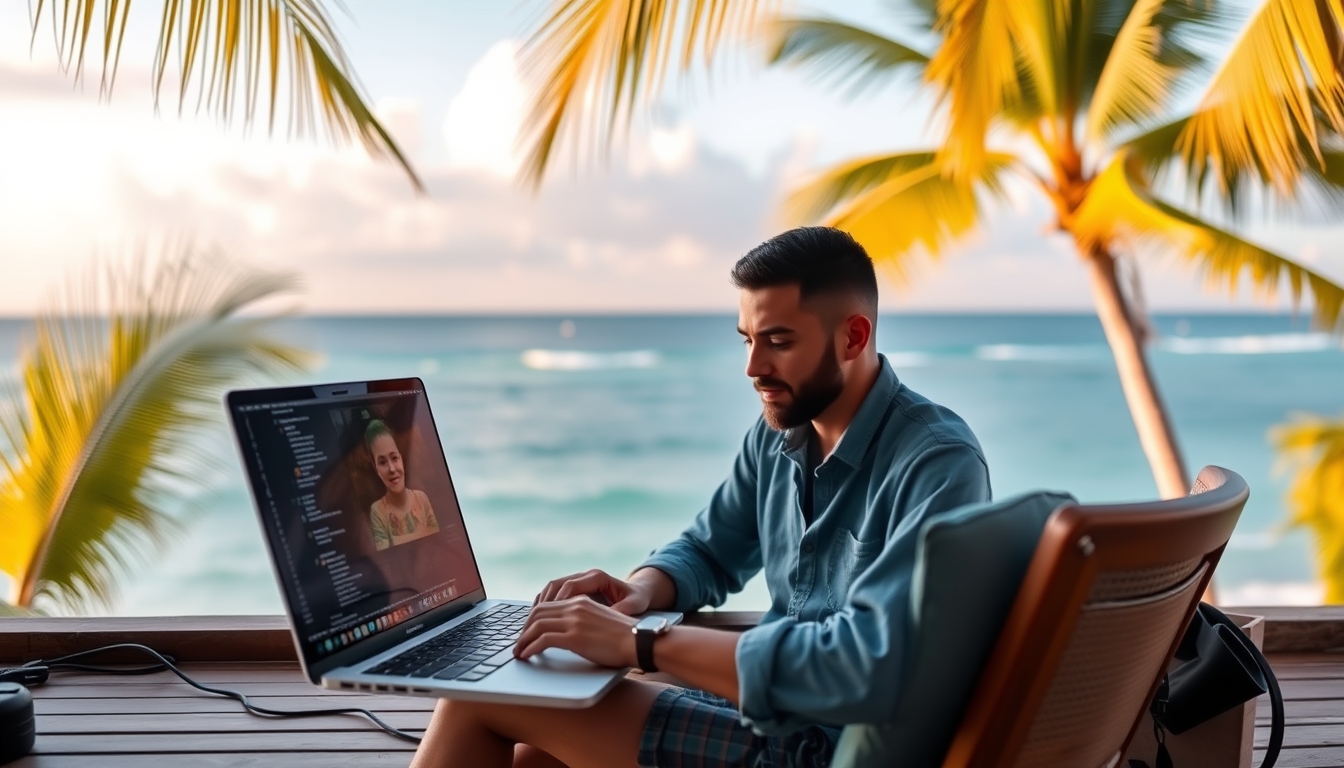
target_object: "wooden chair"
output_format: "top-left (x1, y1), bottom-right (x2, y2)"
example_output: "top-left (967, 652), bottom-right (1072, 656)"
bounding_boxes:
top-left (941, 466), bottom-right (1249, 768)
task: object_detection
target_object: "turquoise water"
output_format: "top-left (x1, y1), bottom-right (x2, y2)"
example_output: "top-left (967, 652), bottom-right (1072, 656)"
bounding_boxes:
top-left (1, 313), bottom-right (1340, 613)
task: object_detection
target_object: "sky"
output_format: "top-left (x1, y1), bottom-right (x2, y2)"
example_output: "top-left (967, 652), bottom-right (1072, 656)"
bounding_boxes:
top-left (0, 0), bottom-right (1338, 315)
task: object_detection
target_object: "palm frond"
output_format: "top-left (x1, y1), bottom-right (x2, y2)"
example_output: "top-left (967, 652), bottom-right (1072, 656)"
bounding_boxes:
top-left (30, 0), bottom-right (421, 190)
top-left (1128, 114), bottom-right (1344, 219)
top-left (924, 0), bottom-right (1064, 177)
top-left (767, 16), bottom-right (929, 96)
top-left (1273, 413), bottom-right (1344, 603)
top-left (0, 245), bottom-right (312, 612)
top-left (517, 0), bottom-right (777, 189)
top-left (1072, 152), bottom-right (1344, 330)
top-left (1175, 0), bottom-right (1344, 199)
top-left (786, 150), bottom-right (1016, 285)
top-left (1084, 0), bottom-right (1213, 142)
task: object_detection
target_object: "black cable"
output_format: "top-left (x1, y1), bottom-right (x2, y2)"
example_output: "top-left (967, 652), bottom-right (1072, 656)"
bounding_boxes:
top-left (19, 643), bottom-right (422, 744)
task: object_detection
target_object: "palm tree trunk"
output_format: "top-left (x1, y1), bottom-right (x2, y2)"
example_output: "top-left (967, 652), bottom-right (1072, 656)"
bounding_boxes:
top-left (1084, 247), bottom-right (1191, 499)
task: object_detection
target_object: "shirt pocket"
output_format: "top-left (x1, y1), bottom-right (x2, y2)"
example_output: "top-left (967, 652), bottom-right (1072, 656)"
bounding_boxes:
top-left (825, 528), bottom-right (884, 612)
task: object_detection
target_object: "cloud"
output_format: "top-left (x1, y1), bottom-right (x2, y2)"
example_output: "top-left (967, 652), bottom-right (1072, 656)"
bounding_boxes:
top-left (2, 38), bottom-right (1342, 318)
top-left (0, 50), bottom-right (775, 314)
top-left (442, 40), bottom-right (526, 177)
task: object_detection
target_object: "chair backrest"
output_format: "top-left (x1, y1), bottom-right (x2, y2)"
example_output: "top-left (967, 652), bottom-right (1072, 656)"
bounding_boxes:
top-left (941, 466), bottom-right (1249, 768)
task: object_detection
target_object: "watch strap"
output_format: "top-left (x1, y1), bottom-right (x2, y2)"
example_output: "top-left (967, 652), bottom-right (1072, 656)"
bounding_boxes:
top-left (636, 628), bottom-right (659, 673)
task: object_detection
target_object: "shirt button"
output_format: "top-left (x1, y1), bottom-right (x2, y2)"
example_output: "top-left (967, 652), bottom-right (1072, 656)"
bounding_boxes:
top-left (802, 542), bottom-right (814, 553)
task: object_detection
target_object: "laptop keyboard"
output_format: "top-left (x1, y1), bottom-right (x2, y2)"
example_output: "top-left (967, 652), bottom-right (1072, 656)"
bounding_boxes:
top-left (365, 604), bottom-right (530, 683)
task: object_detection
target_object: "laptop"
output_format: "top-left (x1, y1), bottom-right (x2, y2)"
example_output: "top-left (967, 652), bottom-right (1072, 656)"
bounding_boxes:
top-left (226, 377), bottom-right (679, 708)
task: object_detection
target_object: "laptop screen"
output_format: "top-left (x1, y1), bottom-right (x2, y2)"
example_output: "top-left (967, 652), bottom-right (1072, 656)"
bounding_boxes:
top-left (229, 379), bottom-right (485, 668)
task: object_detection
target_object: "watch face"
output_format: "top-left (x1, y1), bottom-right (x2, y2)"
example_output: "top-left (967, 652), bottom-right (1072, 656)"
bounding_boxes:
top-left (635, 615), bottom-right (670, 633)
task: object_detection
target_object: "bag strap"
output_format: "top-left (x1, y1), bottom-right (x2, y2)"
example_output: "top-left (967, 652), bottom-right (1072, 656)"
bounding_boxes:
top-left (1130, 606), bottom-right (1284, 768)
top-left (1197, 605), bottom-right (1283, 768)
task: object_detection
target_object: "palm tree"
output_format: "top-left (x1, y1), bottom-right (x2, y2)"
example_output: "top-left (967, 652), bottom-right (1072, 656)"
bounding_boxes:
top-left (517, 0), bottom-right (1344, 500)
top-left (0, 247), bottom-right (313, 613)
top-left (26, 0), bottom-right (420, 189)
top-left (1274, 414), bottom-right (1344, 602)
top-left (0, 0), bottom-right (410, 614)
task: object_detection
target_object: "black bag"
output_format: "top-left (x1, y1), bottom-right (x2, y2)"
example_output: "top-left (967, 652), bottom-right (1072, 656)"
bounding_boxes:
top-left (1130, 603), bottom-right (1284, 768)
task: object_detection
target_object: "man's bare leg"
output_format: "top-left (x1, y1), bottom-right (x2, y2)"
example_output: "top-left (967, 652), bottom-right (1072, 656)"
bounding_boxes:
top-left (409, 679), bottom-right (669, 768)
top-left (513, 745), bottom-right (569, 768)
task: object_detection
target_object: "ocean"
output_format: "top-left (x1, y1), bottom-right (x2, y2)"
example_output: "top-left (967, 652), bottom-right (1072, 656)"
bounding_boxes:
top-left (1, 313), bottom-right (1340, 613)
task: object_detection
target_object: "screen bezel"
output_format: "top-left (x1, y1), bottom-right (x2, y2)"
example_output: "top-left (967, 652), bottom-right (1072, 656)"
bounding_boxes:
top-left (226, 376), bottom-right (489, 683)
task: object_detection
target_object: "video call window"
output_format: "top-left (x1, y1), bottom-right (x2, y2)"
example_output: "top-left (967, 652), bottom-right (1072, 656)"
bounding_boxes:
top-left (234, 383), bottom-right (485, 665)
top-left (324, 398), bottom-right (447, 553)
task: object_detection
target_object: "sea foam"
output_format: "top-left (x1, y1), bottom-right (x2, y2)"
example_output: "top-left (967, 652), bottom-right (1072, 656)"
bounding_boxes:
top-left (1160, 333), bottom-right (1333, 355)
top-left (521, 349), bottom-right (660, 370)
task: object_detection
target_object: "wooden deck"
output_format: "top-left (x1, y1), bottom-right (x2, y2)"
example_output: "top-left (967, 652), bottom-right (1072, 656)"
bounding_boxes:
top-left (2, 609), bottom-right (1344, 767)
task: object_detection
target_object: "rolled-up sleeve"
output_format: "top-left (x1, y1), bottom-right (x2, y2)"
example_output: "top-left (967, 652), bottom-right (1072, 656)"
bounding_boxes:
top-left (639, 424), bottom-right (766, 614)
top-left (736, 442), bottom-right (991, 734)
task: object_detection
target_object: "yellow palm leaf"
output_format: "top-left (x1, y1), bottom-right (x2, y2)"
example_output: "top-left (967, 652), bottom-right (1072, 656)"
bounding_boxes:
top-left (1129, 115), bottom-right (1344, 218)
top-left (517, 0), bottom-right (777, 188)
top-left (30, 0), bottom-right (421, 190)
top-left (0, 245), bottom-right (312, 612)
top-left (1176, 0), bottom-right (1344, 198)
top-left (1272, 414), bottom-right (1344, 603)
top-left (786, 150), bottom-right (1016, 286)
top-left (1086, 0), bottom-right (1195, 141)
top-left (924, 0), bottom-right (1064, 177)
top-left (1073, 152), bottom-right (1344, 330)
top-left (767, 16), bottom-right (929, 95)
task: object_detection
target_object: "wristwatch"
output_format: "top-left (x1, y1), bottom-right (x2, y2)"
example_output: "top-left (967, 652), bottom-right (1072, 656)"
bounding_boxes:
top-left (633, 615), bottom-right (671, 673)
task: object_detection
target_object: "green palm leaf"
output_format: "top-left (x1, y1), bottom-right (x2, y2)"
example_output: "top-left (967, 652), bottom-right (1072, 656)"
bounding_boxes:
top-left (1273, 414), bottom-right (1344, 603)
top-left (0, 246), bottom-right (312, 612)
top-left (30, 0), bottom-right (421, 190)
top-left (1072, 152), bottom-right (1344, 330)
top-left (517, 0), bottom-right (778, 188)
top-left (786, 150), bottom-right (1016, 285)
top-left (1175, 0), bottom-right (1344, 199)
top-left (767, 16), bottom-right (929, 95)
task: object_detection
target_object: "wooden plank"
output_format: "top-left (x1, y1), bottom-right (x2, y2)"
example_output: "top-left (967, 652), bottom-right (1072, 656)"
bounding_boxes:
top-left (29, 664), bottom-right (308, 686)
top-left (0, 616), bottom-right (296, 663)
top-left (1231, 606), bottom-right (1344, 654)
top-left (13, 753), bottom-right (416, 767)
top-left (32, 732), bottom-right (419, 754)
top-left (34, 695), bottom-right (435, 716)
top-left (1277, 678), bottom-right (1344, 701)
top-left (1257, 722), bottom-right (1344, 748)
top-left (35, 711), bottom-right (432, 735)
top-left (1254, 745), bottom-right (1344, 768)
top-left (29, 681), bottom-right (349, 698)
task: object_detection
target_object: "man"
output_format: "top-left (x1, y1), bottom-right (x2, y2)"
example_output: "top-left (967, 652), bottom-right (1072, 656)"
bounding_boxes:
top-left (410, 227), bottom-right (991, 768)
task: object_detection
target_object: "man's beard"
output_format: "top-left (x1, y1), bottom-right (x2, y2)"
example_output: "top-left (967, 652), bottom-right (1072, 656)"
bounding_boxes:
top-left (755, 342), bottom-right (845, 431)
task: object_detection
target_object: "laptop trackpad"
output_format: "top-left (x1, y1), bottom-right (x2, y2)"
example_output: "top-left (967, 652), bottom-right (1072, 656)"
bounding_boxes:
top-left (523, 648), bottom-right (604, 672)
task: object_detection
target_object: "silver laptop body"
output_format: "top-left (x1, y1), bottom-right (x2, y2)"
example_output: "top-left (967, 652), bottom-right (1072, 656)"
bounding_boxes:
top-left (227, 377), bottom-right (677, 708)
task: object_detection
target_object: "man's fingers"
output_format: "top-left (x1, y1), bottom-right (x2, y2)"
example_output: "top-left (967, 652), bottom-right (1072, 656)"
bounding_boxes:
top-left (516, 631), bottom-right (564, 660)
top-left (608, 596), bottom-right (642, 615)
top-left (554, 572), bottom-right (609, 601)
top-left (516, 613), bottom-right (569, 652)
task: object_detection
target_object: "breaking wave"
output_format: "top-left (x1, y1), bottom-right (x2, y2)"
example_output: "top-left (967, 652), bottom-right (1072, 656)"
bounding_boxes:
top-left (521, 349), bottom-right (660, 370)
top-left (1159, 333), bottom-right (1334, 355)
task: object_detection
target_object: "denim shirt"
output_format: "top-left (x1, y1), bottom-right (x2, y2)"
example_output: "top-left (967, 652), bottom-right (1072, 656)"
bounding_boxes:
top-left (639, 355), bottom-right (991, 734)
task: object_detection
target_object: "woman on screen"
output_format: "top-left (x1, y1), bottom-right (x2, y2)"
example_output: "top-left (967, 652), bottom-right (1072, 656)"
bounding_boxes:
top-left (365, 419), bottom-right (439, 550)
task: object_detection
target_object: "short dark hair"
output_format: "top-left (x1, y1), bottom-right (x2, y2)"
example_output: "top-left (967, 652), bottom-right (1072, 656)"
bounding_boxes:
top-left (730, 227), bottom-right (878, 315)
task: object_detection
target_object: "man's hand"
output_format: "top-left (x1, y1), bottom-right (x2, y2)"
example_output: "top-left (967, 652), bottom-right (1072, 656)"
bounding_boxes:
top-left (533, 569), bottom-right (654, 615)
top-left (515, 597), bottom-right (638, 668)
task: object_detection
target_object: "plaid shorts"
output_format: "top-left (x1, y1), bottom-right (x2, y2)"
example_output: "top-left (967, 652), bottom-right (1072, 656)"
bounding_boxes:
top-left (637, 687), bottom-right (842, 768)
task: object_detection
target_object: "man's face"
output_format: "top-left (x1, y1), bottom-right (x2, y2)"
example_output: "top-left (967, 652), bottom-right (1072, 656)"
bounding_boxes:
top-left (738, 285), bottom-right (845, 431)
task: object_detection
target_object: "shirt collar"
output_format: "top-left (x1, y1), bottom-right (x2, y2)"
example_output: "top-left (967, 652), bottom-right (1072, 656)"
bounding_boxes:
top-left (779, 354), bottom-right (900, 469)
